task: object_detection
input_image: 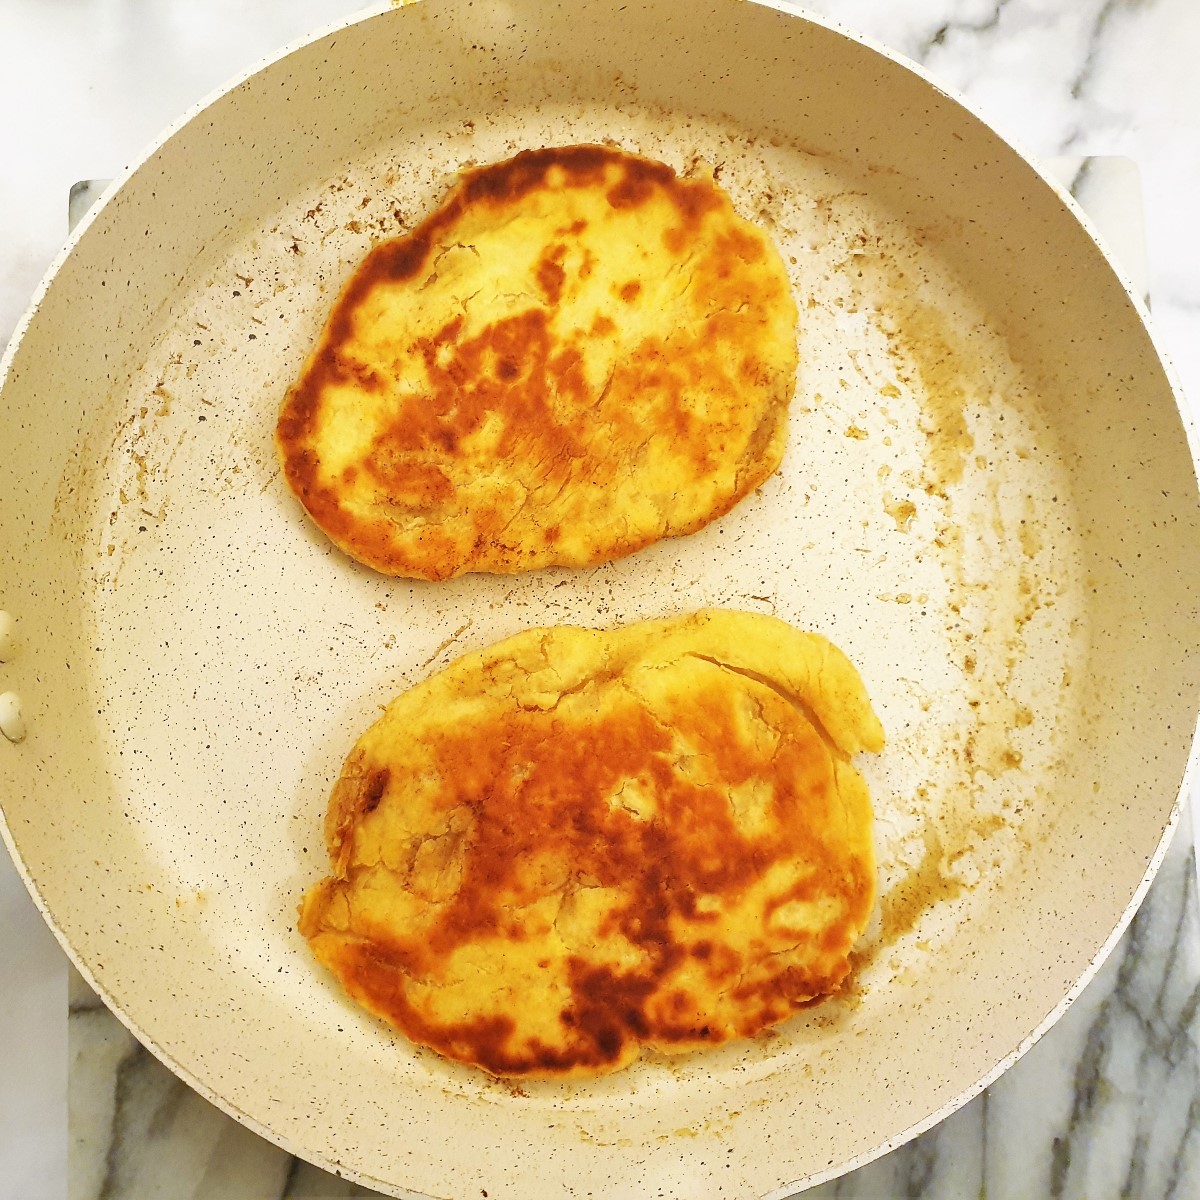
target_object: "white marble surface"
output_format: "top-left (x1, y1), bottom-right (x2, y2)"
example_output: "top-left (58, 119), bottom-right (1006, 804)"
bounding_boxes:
top-left (2, 2), bottom-right (1199, 1198)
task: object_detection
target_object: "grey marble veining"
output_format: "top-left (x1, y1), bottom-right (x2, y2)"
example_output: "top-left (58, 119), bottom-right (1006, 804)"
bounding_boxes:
top-left (67, 981), bottom-right (366, 1198)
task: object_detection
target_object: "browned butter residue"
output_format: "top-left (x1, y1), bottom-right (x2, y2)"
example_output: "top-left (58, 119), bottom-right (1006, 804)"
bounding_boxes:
top-left (883, 493), bottom-right (917, 531)
top-left (817, 219), bottom-right (1047, 948)
top-left (835, 232), bottom-right (978, 497)
top-left (881, 825), bottom-right (963, 942)
top-left (881, 293), bottom-right (976, 496)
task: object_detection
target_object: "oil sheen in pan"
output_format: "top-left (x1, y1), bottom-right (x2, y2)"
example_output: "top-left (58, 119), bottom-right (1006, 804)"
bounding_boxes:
top-left (66, 98), bottom-right (1088, 1074)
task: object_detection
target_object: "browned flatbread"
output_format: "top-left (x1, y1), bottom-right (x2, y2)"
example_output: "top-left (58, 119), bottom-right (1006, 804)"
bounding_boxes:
top-left (299, 610), bottom-right (883, 1078)
top-left (276, 145), bottom-right (799, 580)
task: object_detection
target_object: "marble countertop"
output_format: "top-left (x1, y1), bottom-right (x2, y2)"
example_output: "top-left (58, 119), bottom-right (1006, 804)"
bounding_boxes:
top-left (2, 3), bottom-right (1199, 1198)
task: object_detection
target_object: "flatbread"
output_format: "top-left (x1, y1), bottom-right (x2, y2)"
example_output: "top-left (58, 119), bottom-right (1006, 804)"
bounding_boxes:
top-left (299, 610), bottom-right (883, 1077)
top-left (276, 145), bottom-right (799, 579)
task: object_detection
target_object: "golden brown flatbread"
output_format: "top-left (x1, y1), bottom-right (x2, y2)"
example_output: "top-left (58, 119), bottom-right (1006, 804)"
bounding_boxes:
top-left (299, 610), bottom-right (883, 1077)
top-left (276, 145), bottom-right (798, 580)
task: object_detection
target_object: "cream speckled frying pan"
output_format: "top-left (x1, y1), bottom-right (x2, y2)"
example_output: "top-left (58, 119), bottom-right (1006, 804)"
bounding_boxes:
top-left (1, 1), bottom-right (1198, 1195)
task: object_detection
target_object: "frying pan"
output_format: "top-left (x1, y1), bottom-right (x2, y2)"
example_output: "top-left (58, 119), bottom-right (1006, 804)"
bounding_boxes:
top-left (1, 0), bottom-right (1198, 1195)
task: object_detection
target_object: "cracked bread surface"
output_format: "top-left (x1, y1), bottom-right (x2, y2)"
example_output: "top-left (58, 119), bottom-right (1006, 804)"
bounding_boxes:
top-left (298, 610), bottom-right (882, 1078)
top-left (276, 145), bottom-right (799, 580)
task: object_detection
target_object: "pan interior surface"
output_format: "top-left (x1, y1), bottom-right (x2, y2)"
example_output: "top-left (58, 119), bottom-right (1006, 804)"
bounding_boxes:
top-left (1, 1), bottom-right (1197, 1196)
